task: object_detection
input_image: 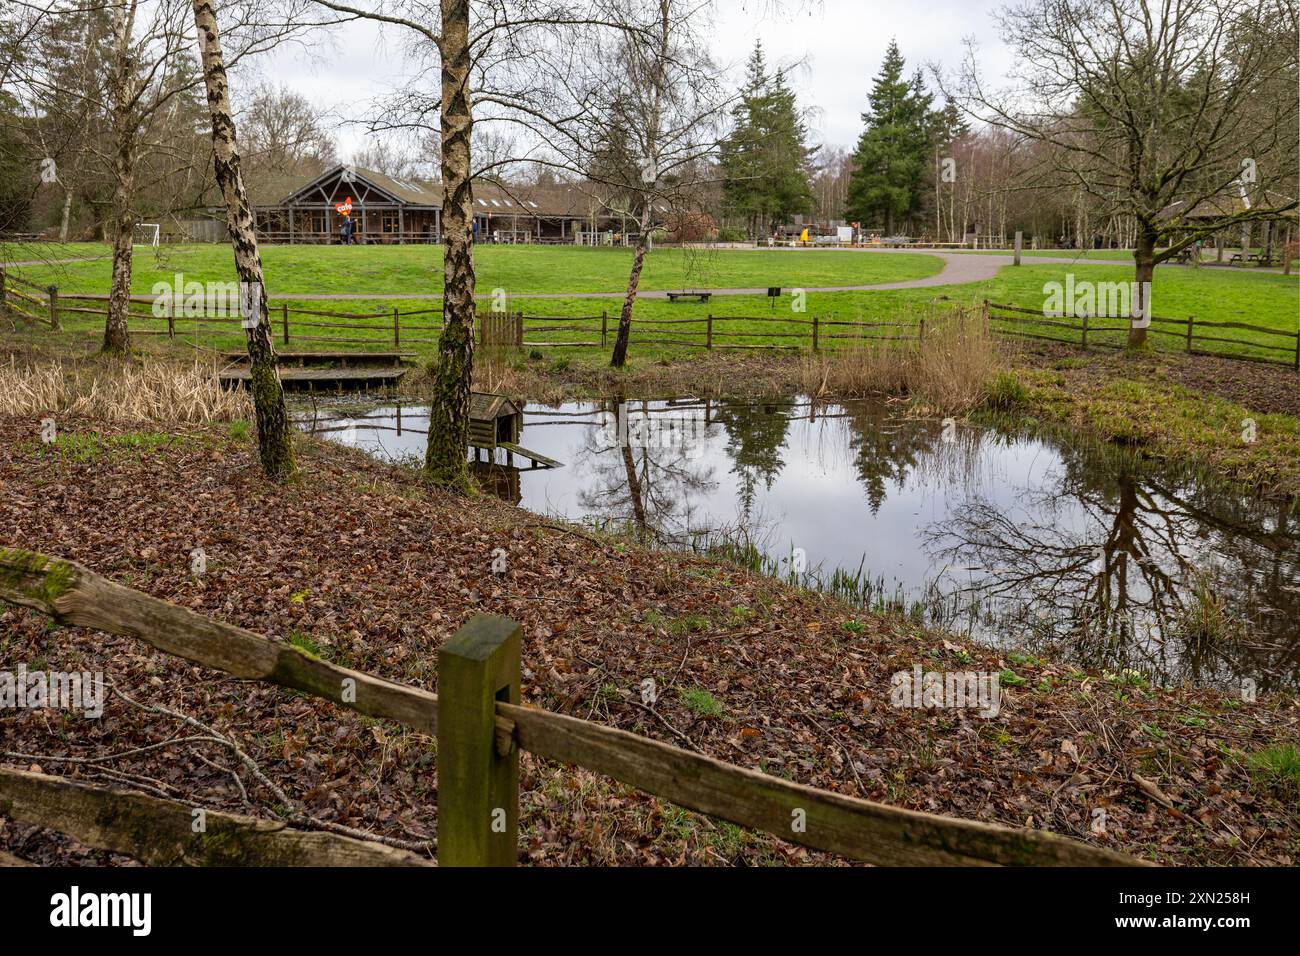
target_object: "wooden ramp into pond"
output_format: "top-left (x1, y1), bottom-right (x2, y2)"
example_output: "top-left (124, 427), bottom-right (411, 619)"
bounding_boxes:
top-left (218, 351), bottom-right (415, 392)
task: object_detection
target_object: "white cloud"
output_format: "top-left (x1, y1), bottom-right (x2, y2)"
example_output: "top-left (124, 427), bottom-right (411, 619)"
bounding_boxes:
top-left (243, 1), bottom-right (1015, 158)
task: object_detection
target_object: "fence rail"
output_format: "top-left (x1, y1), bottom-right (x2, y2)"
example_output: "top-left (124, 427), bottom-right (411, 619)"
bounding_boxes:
top-left (986, 301), bottom-right (1300, 369)
top-left (4, 267), bottom-right (1292, 371)
top-left (0, 767), bottom-right (429, 866)
top-left (0, 547), bottom-right (1145, 868)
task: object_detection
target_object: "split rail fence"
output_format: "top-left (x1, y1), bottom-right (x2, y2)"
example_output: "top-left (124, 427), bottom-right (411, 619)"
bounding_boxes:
top-left (3, 267), bottom-right (1294, 370)
top-left (0, 548), bottom-right (1147, 868)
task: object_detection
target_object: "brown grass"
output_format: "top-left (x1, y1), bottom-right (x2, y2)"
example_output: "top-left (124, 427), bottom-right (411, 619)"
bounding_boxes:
top-left (800, 307), bottom-right (1003, 414)
top-left (0, 356), bottom-right (252, 423)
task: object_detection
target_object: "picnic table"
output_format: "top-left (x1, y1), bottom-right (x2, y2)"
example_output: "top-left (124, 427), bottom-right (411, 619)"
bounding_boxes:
top-left (666, 291), bottom-right (711, 303)
top-left (1228, 252), bottom-right (1274, 265)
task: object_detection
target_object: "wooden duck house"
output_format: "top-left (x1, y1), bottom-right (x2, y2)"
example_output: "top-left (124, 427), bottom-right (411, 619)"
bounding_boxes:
top-left (467, 392), bottom-right (560, 469)
top-left (469, 392), bottom-right (522, 450)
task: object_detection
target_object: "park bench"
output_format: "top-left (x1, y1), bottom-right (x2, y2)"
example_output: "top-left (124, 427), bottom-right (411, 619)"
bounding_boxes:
top-left (666, 291), bottom-right (711, 303)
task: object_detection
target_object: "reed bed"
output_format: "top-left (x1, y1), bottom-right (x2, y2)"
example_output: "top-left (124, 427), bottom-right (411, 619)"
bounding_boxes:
top-left (0, 357), bottom-right (252, 423)
top-left (800, 306), bottom-right (1004, 414)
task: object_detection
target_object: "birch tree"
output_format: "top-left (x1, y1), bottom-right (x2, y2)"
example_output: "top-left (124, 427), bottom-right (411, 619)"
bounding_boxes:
top-left (308, 0), bottom-right (626, 490)
top-left (4, 0), bottom-right (300, 352)
top-left (190, 0), bottom-right (296, 479)
top-left (506, 0), bottom-right (728, 367)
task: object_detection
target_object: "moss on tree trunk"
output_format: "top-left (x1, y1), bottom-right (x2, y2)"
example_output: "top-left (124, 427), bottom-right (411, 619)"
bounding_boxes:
top-left (192, 0), bottom-right (295, 482)
top-left (1128, 233), bottom-right (1156, 351)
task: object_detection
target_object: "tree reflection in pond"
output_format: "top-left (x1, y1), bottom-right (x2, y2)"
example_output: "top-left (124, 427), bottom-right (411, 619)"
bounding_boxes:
top-left (925, 439), bottom-right (1300, 692)
top-left (292, 395), bottom-right (1300, 691)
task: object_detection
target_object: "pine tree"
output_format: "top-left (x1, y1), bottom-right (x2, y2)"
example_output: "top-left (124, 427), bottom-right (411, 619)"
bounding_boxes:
top-left (845, 41), bottom-right (935, 235)
top-left (720, 41), bottom-right (815, 236)
top-left (720, 42), bottom-right (770, 234)
top-left (764, 69), bottom-right (816, 228)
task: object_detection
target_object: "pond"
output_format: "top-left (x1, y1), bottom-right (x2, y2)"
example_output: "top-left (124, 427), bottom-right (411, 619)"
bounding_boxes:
top-left (292, 395), bottom-right (1300, 693)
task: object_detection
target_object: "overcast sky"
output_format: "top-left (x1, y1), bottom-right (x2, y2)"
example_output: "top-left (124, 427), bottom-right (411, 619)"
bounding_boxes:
top-left (252, 0), bottom-right (1017, 162)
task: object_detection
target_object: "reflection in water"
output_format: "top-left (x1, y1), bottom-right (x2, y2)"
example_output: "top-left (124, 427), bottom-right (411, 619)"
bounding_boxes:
top-left (292, 396), bottom-right (1300, 691)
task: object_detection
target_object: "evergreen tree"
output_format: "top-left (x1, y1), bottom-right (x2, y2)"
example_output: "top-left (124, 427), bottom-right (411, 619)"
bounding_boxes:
top-left (720, 42), bottom-right (770, 234)
top-left (764, 69), bottom-right (816, 228)
top-left (845, 41), bottom-right (935, 234)
top-left (720, 41), bottom-right (815, 236)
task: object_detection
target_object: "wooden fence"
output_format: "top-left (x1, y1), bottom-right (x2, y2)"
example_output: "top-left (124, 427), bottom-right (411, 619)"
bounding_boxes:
top-left (0, 547), bottom-right (1147, 867)
top-left (4, 267), bottom-right (1292, 371)
top-left (0, 269), bottom-right (59, 330)
top-left (986, 301), bottom-right (1300, 369)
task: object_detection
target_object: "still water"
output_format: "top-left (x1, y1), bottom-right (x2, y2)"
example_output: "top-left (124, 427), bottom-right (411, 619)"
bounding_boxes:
top-left (293, 396), bottom-right (1300, 693)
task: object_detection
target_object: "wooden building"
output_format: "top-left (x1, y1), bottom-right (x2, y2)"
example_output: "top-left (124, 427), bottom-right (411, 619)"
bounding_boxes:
top-left (246, 165), bottom-right (627, 245)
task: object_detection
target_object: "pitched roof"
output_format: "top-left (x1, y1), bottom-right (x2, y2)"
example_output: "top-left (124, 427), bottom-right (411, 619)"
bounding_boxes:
top-left (257, 164), bottom-right (625, 219)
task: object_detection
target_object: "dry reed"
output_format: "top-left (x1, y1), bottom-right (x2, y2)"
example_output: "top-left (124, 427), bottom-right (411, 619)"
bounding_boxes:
top-left (0, 357), bottom-right (252, 423)
top-left (800, 306), bottom-right (1002, 414)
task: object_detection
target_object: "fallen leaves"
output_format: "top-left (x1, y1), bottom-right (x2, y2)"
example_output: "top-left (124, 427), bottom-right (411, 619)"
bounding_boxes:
top-left (0, 414), bottom-right (1296, 866)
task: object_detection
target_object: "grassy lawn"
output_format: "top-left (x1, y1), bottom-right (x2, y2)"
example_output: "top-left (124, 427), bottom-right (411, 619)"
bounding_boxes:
top-left (2, 242), bottom-right (943, 295)
top-left (5, 244), bottom-right (1295, 366)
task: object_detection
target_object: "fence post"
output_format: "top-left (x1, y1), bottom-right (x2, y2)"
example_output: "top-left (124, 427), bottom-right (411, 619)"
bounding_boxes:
top-left (1080, 312), bottom-right (1088, 350)
top-left (393, 307), bottom-right (400, 347)
top-left (601, 310), bottom-right (608, 348)
top-left (1186, 315), bottom-right (1194, 354)
top-left (166, 297), bottom-right (175, 340)
top-left (918, 317), bottom-right (926, 346)
top-left (811, 313), bottom-right (819, 352)
top-left (515, 311), bottom-right (523, 348)
top-left (981, 299), bottom-right (990, 335)
top-left (0, 269), bottom-right (6, 318)
top-left (46, 285), bottom-right (59, 331)
top-left (1294, 328), bottom-right (1299, 371)
top-left (437, 613), bottom-right (521, 867)
top-left (706, 313), bottom-right (713, 350)
top-left (282, 304), bottom-right (290, 347)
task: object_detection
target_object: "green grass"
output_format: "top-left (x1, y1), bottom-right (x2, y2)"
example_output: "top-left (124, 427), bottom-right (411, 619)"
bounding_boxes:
top-left (23, 431), bottom-right (189, 463)
top-left (5, 243), bottom-right (1295, 365)
top-left (679, 687), bottom-right (724, 718)
top-left (1017, 368), bottom-right (1300, 494)
top-left (955, 248), bottom-right (1141, 260)
top-left (5, 242), bottom-right (942, 296)
top-left (1246, 744), bottom-right (1300, 793)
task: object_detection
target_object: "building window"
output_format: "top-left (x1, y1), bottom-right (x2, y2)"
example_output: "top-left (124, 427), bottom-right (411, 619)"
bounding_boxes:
top-left (382, 213), bottom-right (399, 233)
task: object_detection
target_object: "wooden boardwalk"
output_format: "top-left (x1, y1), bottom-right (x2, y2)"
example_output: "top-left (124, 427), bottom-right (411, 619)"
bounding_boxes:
top-left (218, 350), bottom-right (414, 391)
top-left (219, 350), bottom-right (414, 367)
top-left (219, 365), bottom-right (408, 391)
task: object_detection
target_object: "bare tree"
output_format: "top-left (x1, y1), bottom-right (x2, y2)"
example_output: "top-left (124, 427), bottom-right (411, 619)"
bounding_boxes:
top-left (191, 0), bottom-right (296, 480)
top-left (505, 0), bottom-right (728, 367)
top-left (239, 81), bottom-right (337, 178)
top-left (4, 0), bottom-right (304, 352)
top-left (954, 0), bottom-right (1299, 346)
